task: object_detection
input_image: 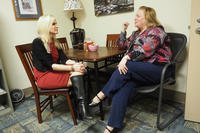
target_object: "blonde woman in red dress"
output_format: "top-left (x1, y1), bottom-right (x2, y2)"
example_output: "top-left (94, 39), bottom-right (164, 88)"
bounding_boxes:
top-left (32, 15), bottom-right (90, 120)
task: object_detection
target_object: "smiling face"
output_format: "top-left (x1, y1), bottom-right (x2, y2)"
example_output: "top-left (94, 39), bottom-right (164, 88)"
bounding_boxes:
top-left (134, 9), bottom-right (146, 31)
top-left (49, 19), bottom-right (58, 35)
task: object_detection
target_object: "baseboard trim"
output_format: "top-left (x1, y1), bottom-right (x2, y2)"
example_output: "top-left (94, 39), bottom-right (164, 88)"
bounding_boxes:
top-left (163, 89), bottom-right (185, 104)
top-left (22, 87), bottom-right (33, 98)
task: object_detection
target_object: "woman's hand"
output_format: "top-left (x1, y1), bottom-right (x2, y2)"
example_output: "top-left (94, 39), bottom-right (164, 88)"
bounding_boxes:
top-left (122, 22), bottom-right (130, 32)
top-left (72, 63), bottom-right (86, 73)
top-left (66, 59), bottom-right (76, 65)
top-left (118, 55), bottom-right (130, 75)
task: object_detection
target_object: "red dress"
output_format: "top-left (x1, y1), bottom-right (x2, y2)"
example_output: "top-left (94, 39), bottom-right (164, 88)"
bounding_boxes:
top-left (33, 43), bottom-right (70, 89)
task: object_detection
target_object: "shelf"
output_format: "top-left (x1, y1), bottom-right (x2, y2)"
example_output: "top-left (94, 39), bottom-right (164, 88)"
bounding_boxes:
top-left (0, 106), bottom-right (13, 116)
top-left (0, 88), bottom-right (7, 95)
top-left (0, 58), bottom-right (13, 116)
top-left (0, 105), bottom-right (5, 110)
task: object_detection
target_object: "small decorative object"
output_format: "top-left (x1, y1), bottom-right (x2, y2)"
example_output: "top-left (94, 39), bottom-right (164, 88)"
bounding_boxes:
top-left (12, 0), bottom-right (43, 20)
top-left (94, 0), bottom-right (134, 16)
top-left (64, 0), bottom-right (85, 50)
top-left (87, 42), bottom-right (99, 52)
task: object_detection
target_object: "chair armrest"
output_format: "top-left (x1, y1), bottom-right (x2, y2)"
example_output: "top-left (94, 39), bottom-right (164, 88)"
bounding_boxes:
top-left (160, 62), bottom-right (175, 85)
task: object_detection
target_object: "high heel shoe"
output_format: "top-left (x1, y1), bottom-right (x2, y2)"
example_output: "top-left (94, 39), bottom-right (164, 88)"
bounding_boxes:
top-left (78, 99), bottom-right (93, 120)
top-left (105, 126), bottom-right (112, 133)
top-left (89, 95), bottom-right (103, 107)
top-left (105, 126), bottom-right (118, 133)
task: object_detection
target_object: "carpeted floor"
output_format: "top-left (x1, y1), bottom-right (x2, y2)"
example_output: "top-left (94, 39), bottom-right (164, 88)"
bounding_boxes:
top-left (0, 94), bottom-right (199, 133)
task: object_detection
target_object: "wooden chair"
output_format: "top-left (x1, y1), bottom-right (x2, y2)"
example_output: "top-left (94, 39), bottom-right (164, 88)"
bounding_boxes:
top-left (15, 38), bottom-right (77, 125)
top-left (57, 37), bottom-right (69, 52)
top-left (102, 34), bottom-right (122, 75)
top-left (106, 34), bottom-right (120, 48)
top-left (106, 34), bottom-right (123, 64)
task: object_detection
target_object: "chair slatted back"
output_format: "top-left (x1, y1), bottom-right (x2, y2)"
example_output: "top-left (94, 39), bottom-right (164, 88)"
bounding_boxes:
top-left (106, 34), bottom-right (120, 48)
top-left (57, 37), bottom-right (69, 52)
top-left (15, 37), bottom-right (69, 93)
top-left (15, 43), bottom-right (38, 94)
top-left (15, 38), bottom-right (77, 125)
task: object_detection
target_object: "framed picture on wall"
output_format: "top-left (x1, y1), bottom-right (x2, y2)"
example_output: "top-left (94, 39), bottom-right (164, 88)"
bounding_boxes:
top-left (12, 0), bottom-right (43, 20)
top-left (94, 0), bottom-right (134, 16)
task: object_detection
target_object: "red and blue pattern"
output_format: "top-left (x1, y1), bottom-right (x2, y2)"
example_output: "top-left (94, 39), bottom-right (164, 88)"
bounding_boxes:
top-left (118, 26), bottom-right (172, 64)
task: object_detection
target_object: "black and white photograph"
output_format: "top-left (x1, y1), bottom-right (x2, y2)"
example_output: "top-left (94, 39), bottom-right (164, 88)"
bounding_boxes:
top-left (94, 0), bottom-right (134, 16)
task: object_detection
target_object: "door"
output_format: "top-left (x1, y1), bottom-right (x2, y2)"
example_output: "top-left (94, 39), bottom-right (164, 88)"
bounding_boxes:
top-left (185, 0), bottom-right (200, 122)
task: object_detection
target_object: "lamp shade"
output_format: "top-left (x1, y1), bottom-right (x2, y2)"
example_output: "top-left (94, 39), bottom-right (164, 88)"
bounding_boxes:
top-left (64, 0), bottom-right (83, 11)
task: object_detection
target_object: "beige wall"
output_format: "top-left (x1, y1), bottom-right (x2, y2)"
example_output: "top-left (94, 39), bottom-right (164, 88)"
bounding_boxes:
top-left (0, 0), bottom-right (190, 93)
top-left (0, 0), bottom-right (72, 90)
top-left (80, 0), bottom-right (190, 93)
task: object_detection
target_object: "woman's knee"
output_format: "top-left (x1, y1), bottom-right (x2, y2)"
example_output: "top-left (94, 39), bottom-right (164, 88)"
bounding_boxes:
top-left (67, 79), bottom-right (72, 87)
top-left (70, 71), bottom-right (84, 77)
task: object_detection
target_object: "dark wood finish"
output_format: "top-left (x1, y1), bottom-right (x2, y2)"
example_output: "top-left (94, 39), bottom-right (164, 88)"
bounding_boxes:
top-left (57, 37), bottom-right (69, 51)
top-left (15, 38), bottom-right (77, 125)
top-left (106, 34), bottom-right (120, 48)
top-left (66, 47), bottom-right (124, 63)
top-left (105, 34), bottom-right (122, 66)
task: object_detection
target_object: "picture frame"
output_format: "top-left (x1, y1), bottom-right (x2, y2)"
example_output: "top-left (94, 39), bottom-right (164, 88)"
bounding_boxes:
top-left (12, 0), bottom-right (43, 20)
top-left (94, 0), bottom-right (134, 16)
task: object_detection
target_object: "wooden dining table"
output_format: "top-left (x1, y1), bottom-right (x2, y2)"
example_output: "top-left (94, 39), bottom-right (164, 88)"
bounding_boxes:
top-left (66, 47), bottom-right (124, 62)
top-left (65, 47), bottom-right (125, 120)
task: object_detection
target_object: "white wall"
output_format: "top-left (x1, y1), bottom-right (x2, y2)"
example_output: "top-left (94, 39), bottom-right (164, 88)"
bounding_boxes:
top-left (0, 0), bottom-right (73, 90)
top-left (0, 0), bottom-right (190, 93)
top-left (79, 0), bottom-right (190, 92)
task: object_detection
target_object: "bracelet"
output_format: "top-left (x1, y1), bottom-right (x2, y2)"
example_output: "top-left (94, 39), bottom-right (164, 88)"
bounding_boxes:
top-left (71, 65), bottom-right (75, 71)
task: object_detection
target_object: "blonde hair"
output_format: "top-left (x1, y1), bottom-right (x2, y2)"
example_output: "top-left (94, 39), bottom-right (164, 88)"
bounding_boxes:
top-left (37, 15), bottom-right (60, 52)
top-left (139, 6), bottom-right (161, 28)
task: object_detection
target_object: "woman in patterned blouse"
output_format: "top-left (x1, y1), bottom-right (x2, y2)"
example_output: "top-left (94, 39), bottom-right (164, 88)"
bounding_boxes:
top-left (89, 6), bottom-right (172, 133)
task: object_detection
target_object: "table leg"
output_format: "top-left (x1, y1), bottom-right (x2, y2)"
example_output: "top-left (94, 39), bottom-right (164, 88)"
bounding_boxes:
top-left (94, 62), bottom-right (104, 120)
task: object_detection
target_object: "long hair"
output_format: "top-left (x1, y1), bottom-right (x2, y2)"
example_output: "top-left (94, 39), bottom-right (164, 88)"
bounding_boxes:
top-left (139, 6), bottom-right (161, 28)
top-left (36, 15), bottom-right (60, 52)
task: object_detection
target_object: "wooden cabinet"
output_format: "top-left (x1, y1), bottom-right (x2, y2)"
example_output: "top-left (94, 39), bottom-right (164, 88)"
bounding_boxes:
top-left (0, 58), bottom-right (13, 116)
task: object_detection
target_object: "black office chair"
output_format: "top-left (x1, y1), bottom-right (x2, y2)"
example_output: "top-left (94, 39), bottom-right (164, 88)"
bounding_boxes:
top-left (137, 32), bottom-right (187, 130)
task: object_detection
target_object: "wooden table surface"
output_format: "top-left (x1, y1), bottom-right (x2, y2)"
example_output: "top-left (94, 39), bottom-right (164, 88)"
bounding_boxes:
top-left (65, 47), bottom-right (125, 62)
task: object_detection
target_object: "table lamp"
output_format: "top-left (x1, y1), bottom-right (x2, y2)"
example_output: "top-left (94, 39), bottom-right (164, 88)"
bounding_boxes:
top-left (64, 0), bottom-right (85, 50)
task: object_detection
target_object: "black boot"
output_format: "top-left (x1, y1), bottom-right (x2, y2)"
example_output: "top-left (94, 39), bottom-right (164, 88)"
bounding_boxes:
top-left (70, 75), bottom-right (92, 120)
top-left (77, 99), bottom-right (92, 120)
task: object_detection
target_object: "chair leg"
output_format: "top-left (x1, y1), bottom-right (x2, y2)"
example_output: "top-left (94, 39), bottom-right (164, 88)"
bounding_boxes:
top-left (35, 95), bottom-right (43, 123)
top-left (66, 93), bottom-right (78, 125)
top-left (105, 59), bottom-right (108, 68)
top-left (84, 71), bottom-right (92, 105)
top-left (156, 86), bottom-right (183, 130)
top-left (49, 96), bottom-right (54, 112)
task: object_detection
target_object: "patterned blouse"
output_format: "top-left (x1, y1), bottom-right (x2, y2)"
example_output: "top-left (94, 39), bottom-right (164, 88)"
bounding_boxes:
top-left (118, 26), bottom-right (172, 64)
